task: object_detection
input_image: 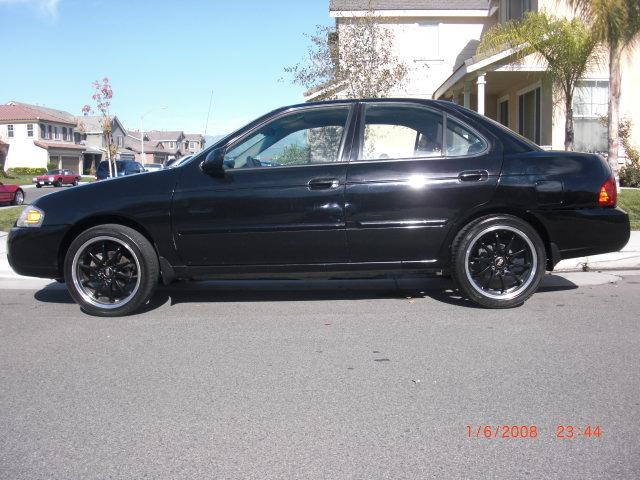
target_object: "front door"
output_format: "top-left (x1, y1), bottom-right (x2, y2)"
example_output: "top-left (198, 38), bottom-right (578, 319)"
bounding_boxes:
top-left (172, 104), bottom-right (355, 266)
top-left (345, 102), bottom-right (503, 264)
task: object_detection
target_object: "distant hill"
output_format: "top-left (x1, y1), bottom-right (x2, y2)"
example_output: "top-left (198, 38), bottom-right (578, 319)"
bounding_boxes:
top-left (203, 135), bottom-right (225, 148)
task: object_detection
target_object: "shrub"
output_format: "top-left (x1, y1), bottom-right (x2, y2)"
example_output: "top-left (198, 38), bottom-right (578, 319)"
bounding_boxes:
top-left (6, 167), bottom-right (48, 176)
top-left (47, 162), bottom-right (58, 171)
top-left (620, 164), bottom-right (640, 188)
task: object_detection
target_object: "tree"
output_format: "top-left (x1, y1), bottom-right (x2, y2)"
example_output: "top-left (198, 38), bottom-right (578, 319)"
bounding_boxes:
top-left (569, 0), bottom-right (640, 168)
top-left (285, 6), bottom-right (408, 100)
top-left (82, 78), bottom-right (116, 177)
top-left (479, 11), bottom-right (597, 151)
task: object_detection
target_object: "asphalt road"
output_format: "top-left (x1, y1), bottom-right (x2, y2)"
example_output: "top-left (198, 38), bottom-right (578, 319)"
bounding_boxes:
top-left (1, 275), bottom-right (639, 479)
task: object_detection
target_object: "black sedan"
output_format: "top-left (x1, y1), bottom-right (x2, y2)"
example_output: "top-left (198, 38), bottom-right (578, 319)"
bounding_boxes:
top-left (7, 99), bottom-right (630, 316)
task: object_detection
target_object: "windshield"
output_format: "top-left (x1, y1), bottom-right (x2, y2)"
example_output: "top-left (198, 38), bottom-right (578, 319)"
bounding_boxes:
top-left (97, 161), bottom-right (125, 172)
top-left (46, 170), bottom-right (62, 175)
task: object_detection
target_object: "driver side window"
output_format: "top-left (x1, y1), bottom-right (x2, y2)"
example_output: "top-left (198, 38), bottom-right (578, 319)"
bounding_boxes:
top-left (224, 107), bottom-right (350, 169)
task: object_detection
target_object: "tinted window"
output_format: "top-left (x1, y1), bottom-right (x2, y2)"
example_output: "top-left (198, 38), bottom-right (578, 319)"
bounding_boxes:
top-left (445, 117), bottom-right (487, 156)
top-left (359, 104), bottom-right (444, 161)
top-left (224, 107), bottom-right (350, 169)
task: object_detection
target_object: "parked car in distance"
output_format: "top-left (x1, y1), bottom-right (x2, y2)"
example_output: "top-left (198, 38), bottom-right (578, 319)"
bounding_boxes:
top-left (165, 155), bottom-right (192, 168)
top-left (33, 169), bottom-right (81, 188)
top-left (7, 99), bottom-right (630, 316)
top-left (143, 163), bottom-right (163, 172)
top-left (96, 160), bottom-right (145, 181)
top-left (0, 181), bottom-right (24, 205)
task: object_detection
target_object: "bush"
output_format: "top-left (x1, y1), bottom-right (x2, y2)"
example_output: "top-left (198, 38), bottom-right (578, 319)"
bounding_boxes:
top-left (47, 162), bottom-right (58, 171)
top-left (620, 164), bottom-right (640, 188)
top-left (6, 167), bottom-right (48, 176)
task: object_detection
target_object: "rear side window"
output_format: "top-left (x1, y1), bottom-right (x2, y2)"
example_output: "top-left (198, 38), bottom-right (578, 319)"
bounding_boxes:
top-left (359, 104), bottom-right (444, 161)
top-left (445, 117), bottom-right (487, 156)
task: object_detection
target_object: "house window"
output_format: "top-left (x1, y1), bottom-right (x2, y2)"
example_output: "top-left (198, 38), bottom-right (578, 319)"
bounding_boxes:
top-left (169, 141), bottom-right (175, 148)
top-left (573, 80), bottom-right (609, 153)
top-left (47, 125), bottom-right (52, 139)
top-left (62, 127), bottom-right (67, 141)
top-left (7, 125), bottom-right (14, 137)
top-left (190, 141), bottom-right (196, 149)
top-left (506, 0), bottom-right (532, 21)
top-left (40, 125), bottom-right (46, 138)
top-left (27, 124), bottom-right (34, 137)
top-left (518, 86), bottom-right (541, 144)
top-left (498, 99), bottom-right (509, 127)
top-left (54, 126), bottom-right (60, 140)
top-left (117, 136), bottom-right (123, 147)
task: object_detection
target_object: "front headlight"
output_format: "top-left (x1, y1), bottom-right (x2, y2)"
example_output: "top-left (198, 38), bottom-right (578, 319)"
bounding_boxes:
top-left (48, 176), bottom-right (55, 181)
top-left (16, 206), bottom-right (45, 228)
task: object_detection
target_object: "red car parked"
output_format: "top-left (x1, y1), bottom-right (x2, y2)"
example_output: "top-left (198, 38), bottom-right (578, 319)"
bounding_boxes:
top-left (33, 169), bottom-right (81, 188)
top-left (0, 181), bottom-right (25, 205)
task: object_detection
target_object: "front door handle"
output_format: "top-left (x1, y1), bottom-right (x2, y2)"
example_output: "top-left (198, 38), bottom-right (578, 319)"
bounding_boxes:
top-left (308, 178), bottom-right (340, 190)
top-left (458, 170), bottom-right (489, 182)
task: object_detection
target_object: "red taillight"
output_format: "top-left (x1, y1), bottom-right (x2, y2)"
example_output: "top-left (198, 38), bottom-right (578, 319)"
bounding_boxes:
top-left (598, 177), bottom-right (617, 207)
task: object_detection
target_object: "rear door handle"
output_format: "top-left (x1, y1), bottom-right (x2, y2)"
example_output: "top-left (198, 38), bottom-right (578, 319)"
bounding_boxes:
top-left (308, 178), bottom-right (340, 190)
top-left (458, 170), bottom-right (489, 182)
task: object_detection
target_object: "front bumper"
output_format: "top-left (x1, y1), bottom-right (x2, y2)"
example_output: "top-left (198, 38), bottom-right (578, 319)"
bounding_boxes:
top-left (7, 225), bottom-right (70, 279)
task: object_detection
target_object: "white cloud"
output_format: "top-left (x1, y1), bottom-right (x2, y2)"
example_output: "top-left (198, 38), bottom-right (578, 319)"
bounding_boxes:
top-left (0, 0), bottom-right (60, 20)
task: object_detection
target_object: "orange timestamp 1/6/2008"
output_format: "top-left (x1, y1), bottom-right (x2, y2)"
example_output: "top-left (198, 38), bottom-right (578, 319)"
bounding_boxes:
top-left (466, 424), bottom-right (602, 439)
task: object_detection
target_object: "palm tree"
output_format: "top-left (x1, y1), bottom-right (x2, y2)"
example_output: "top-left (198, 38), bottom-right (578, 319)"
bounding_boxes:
top-left (569, 0), bottom-right (640, 167)
top-left (479, 12), bottom-right (597, 150)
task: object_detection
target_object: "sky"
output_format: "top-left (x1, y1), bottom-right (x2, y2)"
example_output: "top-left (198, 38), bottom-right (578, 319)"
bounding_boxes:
top-left (0, 0), bottom-right (332, 135)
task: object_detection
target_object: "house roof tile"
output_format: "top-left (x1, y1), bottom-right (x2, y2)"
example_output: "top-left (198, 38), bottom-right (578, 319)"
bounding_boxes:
top-left (34, 140), bottom-right (86, 151)
top-left (0, 102), bottom-right (78, 125)
top-left (330, 0), bottom-right (488, 10)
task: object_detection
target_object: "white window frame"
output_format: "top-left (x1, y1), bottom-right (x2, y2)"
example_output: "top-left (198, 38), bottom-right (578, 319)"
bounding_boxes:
top-left (497, 95), bottom-right (510, 127)
top-left (7, 124), bottom-right (14, 137)
top-left (27, 124), bottom-right (34, 137)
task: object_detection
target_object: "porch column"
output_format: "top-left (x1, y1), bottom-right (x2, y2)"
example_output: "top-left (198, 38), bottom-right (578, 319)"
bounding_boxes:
top-left (463, 82), bottom-right (472, 109)
top-left (476, 73), bottom-right (486, 116)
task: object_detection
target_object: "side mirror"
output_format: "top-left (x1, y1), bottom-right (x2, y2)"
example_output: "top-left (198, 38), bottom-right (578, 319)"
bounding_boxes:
top-left (201, 148), bottom-right (226, 176)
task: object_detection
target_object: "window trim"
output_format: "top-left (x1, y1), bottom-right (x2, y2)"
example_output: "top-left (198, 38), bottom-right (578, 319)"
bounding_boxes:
top-left (7, 124), bottom-right (14, 137)
top-left (217, 103), bottom-right (356, 172)
top-left (352, 101), bottom-right (489, 165)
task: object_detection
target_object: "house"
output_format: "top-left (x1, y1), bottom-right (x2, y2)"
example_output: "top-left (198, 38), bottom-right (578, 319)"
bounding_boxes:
top-left (124, 131), bottom-right (170, 165)
top-left (125, 130), bottom-right (204, 165)
top-left (323, 0), bottom-right (640, 160)
top-left (0, 101), bottom-right (86, 173)
top-left (76, 115), bottom-right (134, 174)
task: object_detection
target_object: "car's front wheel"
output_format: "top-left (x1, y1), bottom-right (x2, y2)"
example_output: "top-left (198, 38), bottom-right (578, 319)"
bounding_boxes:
top-left (64, 224), bottom-right (159, 317)
top-left (451, 215), bottom-right (546, 308)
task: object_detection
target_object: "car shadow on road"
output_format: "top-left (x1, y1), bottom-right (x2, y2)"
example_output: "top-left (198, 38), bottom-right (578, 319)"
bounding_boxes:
top-left (33, 274), bottom-right (579, 315)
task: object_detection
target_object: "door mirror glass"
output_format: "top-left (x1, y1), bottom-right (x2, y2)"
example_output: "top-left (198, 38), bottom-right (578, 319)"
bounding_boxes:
top-left (201, 147), bottom-right (226, 175)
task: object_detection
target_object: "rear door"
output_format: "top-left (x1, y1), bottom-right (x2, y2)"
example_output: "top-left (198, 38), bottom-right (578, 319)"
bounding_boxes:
top-left (345, 102), bottom-right (502, 264)
top-left (172, 104), bottom-right (355, 266)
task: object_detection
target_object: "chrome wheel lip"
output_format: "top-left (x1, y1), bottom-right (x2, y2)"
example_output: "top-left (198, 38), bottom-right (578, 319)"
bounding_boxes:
top-left (464, 225), bottom-right (538, 301)
top-left (71, 236), bottom-right (141, 310)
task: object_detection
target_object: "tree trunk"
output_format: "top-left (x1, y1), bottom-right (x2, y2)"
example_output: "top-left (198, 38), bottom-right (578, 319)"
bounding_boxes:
top-left (608, 43), bottom-right (622, 172)
top-left (564, 95), bottom-right (574, 151)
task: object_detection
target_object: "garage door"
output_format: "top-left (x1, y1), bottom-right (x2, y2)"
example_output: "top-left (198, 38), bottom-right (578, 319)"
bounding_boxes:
top-left (61, 156), bottom-right (79, 172)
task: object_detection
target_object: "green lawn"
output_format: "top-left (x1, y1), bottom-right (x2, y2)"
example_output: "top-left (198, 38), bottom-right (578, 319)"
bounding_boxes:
top-left (0, 206), bottom-right (23, 232)
top-left (619, 189), bottom-right (640, 230)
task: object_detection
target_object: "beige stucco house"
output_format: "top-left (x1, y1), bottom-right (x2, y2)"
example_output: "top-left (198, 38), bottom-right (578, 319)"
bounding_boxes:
top-left (0, 101), bottom-right (85, 173)
top-left (320, 0), bottom-right (639, 162)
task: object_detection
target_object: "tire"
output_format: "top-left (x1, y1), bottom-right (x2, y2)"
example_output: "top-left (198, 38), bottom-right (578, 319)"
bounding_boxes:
top-left (64, 224), bottom-right (159, 317)
top-left (36, 184), bottom-right (42, 188)
top-left (73, 179), bottom-right (79, 186)
top-left (451, 215), bottom-right (546, 309)
top-left (54, 179), bottom-right (62, 188)
top-left (12, 189), bottom-right (24, 205)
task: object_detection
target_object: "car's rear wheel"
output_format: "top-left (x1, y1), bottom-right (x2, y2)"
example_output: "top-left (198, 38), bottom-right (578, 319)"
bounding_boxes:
top-left (64, 224), bottom-right (159, 317)
top-left (12, 189), bottom-right (24, 205)
top-left (451, 215), bottom-right (546, 308)
top-left (54, 179), bottom-right (62, 187)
